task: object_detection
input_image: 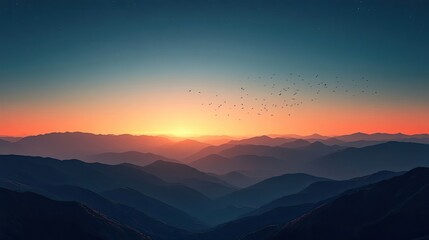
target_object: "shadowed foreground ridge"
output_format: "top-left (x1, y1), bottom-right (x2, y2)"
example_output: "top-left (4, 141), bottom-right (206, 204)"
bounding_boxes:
top-left (271, 167), bottom-right (429, 240)
top-left (0, 187), bottom-right (148, 240)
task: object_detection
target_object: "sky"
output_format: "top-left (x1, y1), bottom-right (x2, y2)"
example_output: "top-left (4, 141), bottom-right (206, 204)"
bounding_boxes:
top-left (0, 0), bottom-right (428, 137)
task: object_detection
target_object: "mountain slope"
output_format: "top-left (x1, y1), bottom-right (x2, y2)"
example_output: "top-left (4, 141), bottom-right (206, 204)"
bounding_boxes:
top-left (307, 141), bottom-right (429, 179)
top-left (0, 155), bottom-right (213, 219)
top-left (280, 139), bottom-right (311, 148)
top-left (214, 171), bottom-right (258, 188)
top-left (195, 204), bottom-right (315, 240)
top-left (190, 154), bottom-right (233, 174)
top-left (218, 143), bottom-right (336, 160)
top-left (192, 154), bottom-right (302, 179)
top-left (227, 136), bottom-right (291, 147)
top-left (154, 139), bottom-right (211, 160)
top-left (185, 144), bottom-right (235, 162)
top-left (142, 160), bottom-right (237, 198)
top-left (101, 187), bottom-right (206, 231)
top-left (220, 173), bottom-right (329, 208)
top-left (0, 132), bottom-right (173, 159)
top-left (253, 170), bottom-right (401, 216)
top-left (35, 185), bottom-right (190, 240)
top-left (271, 167), bottom-right (429, 240)
top-left (0, 187), bottom-right (148, 240)
top-left (84, 151), bottom-right (176, 166)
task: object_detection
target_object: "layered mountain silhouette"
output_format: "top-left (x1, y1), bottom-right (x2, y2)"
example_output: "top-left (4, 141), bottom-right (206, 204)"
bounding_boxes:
top-left (0, 132), bottom-right (173, 159)
top-left (279, 139), bottom-right (311, 148)
top-left (190, 142), bottom-right (344, 178)
top-left (271, 167), bottom-right (429, 240)
top-left (101, 187), bottom-right (206, 231)
top-left (214, 171), bottom-right (258, 188)
top-left (84, 151), bottom-right (176, 166)
top-left (0, 155), bottom-right (213, 220)
top-left (1, 132), bottom-right (429, 240)
top-left (141, 160), bottom-right (237, 198)
top-left (24, 184), bottom-right (190, 240)
top-left (219, 173), bottom-right (329, 207)
top-left (217, 142), bottom-right (342, 160)
top-left (227, 136), bottom-right (292, 147)
top-left (252, 170), bottom-right (401, 216)
top-left (186, 144), bottom-right (235, 162)
top-left (195, 204), bottom-right (315, 240)
top-left (0, 187), bottom-right (149, 240)
top-left (153, 139), bottom-right (211, 160)
top-left (192, 154), bottom-right (291, 179)
top-left (335, 132), bottom-right (429, 142)
top-left (306, 141), bottom-right (429, 179)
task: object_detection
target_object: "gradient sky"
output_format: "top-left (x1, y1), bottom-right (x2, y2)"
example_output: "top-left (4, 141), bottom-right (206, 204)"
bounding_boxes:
top-left (1, 0), bottom-right (428, 136)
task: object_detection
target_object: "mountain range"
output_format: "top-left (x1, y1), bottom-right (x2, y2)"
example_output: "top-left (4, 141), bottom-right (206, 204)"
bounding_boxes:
top-left (0, 187), bottom-right (149, 240)
top-left (270, 167), bottom-right (429, 240)
top-left (1, 132), bottom-right (429, 240)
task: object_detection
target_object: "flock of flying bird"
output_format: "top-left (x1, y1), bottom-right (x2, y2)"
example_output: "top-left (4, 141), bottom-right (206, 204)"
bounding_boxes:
top-left (188, 73), bottom-right (379, 121)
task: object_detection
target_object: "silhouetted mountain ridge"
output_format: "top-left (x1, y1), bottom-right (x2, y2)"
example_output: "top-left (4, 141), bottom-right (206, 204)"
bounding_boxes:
top-left (142, 160), bottom-right (237, 198)
top-left (220, 173), bottom-right (329, 207)
top-left (0, 187), bottom-right (149, 240)
top-left (271, 167), bottom-right (429, 240)
top-left (84, 151), bottom-right (176, 166)
top-left (307, 141), bottom-right (429, 179)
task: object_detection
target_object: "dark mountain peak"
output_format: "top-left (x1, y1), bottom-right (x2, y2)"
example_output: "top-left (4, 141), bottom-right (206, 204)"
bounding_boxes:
top-left (401, 166), bottom-right (429, 178)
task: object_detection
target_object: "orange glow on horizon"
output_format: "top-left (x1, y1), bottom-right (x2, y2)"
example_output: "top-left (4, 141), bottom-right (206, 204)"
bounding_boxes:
top-left (1, 76), bottom-right (428, 137)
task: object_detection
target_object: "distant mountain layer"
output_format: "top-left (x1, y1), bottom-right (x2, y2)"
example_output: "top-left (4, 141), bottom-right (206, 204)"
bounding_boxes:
top-left (271, 167), bottom-right (429, 240)
top-left (214, 171), bottom-right (258, 188)
top-left (306, 141), bottom-right (429, 179)
top-left (191, 142), bottom-right (429, 180)
top-left (190, 142), bottom-right (344, 178)
top-left (84, 151), bottom-right (175, 166)
top-left (27, 184), bottom-right (190, 240)
top-left (220, 173), bottom-right (330, 208)
top-left (101, 187), bottom-right (206, 232)
top-left (154, 139), bottom-right (211, 161)
top-left (0, 155), bottom-right (213, 221)
top-left (195, 204), bottom-right (315, 240)
top-left (0, 187), bottom-right (149, 240)
top-left (253, 170), bottom-right (402, 216)
top-left (0, 132), bottom-right (173, 159)
top-left (141, 160), bottom-right (237, 198)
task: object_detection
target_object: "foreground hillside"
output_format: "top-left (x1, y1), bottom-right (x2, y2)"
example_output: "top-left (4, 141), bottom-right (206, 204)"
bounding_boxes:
top-left (270, 167), bottom-right (429, 240)
top-left (0, 188), bottom-right (149, 240)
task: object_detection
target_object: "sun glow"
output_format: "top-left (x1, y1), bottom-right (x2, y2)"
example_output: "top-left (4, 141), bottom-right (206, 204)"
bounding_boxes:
top-left (167, 128), bottom-right (198, 138)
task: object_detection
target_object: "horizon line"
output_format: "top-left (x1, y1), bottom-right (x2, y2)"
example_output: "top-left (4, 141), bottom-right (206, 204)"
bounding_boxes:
top-left (1, 130), bottom-right (428, 139)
